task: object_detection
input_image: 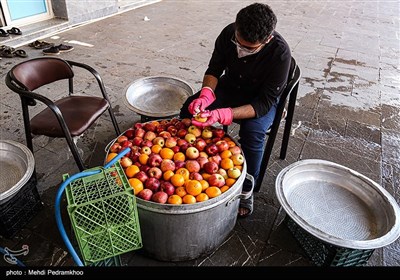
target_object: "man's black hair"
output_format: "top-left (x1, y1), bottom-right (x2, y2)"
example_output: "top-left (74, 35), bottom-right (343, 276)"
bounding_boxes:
top-left (235, 3), bottom-right (277, 43)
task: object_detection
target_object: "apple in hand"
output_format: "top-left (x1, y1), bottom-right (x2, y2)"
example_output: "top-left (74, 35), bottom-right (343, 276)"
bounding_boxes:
top-left (137, 189), bottom-right (153, 201)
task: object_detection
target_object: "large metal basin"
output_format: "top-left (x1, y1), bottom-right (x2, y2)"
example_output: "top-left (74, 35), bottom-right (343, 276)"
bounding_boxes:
top-left (125, 76), bottom-right (193, 118)
top-left (275, 159), bottom-right (400, 250)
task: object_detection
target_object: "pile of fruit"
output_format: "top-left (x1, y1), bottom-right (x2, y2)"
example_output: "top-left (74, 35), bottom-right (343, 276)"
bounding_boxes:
top-left (106, 118), bottom-right (245, 205)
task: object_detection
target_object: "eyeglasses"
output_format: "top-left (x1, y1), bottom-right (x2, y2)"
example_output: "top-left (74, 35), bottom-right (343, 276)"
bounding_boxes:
top-left (231, 33), bottom-right (273, 53)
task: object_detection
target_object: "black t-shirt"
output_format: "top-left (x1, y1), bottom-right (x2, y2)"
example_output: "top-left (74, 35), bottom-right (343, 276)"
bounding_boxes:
top-left (205, 23), bottom-right (291, 118)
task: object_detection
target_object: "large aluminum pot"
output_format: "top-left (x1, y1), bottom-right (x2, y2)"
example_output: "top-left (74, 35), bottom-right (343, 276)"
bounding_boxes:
top-left (105, 126), bottom-right (253, 261)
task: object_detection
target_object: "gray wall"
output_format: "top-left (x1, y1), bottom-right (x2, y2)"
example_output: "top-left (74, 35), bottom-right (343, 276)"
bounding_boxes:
top-left (65, 0), bottom-right (118, 25)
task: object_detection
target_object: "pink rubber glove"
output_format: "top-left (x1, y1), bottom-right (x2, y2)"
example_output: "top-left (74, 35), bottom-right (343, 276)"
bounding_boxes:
top-left (192, 108), bottom-right (233, 127)
top-left (188, 87), bottom-right (216, 115)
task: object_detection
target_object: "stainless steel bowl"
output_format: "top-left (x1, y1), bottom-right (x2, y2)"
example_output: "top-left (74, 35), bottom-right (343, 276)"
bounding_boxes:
top-left (0, 140), bottom-right (35, 202)
top-left (276, 159), bottom-right (400, 250)
top-left (125, 76), bottom-right (194, 118)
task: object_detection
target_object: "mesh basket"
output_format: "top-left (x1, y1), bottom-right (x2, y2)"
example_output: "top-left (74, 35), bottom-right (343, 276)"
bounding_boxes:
top-left (64, 162), bottom-right (142, 265)
top-left (285, 216), bottom-right (374, 266)
top-left (0, 175), bottom-right (43, 238)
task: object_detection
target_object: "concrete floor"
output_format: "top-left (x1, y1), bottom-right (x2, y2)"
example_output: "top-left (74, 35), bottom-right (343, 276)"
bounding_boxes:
top-left (0, 0), bottom-right (399, 269)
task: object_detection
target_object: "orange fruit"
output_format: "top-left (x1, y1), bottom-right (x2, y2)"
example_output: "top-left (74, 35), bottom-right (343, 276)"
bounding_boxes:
top-left (196, 193), bottom-right (209, 202)
top-left (221, 158), bottom-right (234, 170)
top-left (138, 154), bottom-right (149, 165)
top-left (201, 173), bottom-right (212, 181)
top-left (220, 150), bottom-right (232, 159)
top-left (185, 180), bottom-right (202, 196)
top-left (220, 185), bottom-right (230, 193)
top-left (163, 170), bottom-right (175, 181)
top-left (167, 194), bottom-right (182, 205)
top-left (171, 174), bottom-right (185, 187)
top-left (151, 120), bottom-right (160, 127)
top-left (128, 178), bottom-right (143, 195)
top-left (160, 147), bottom-right (174, 159)
top-left (125, 165), bottom-right (140, 178)
top-left (151, 144), bottom-right (162, 154)
top-left (225, 178), bottom-right (236, 187)
top-left (205, 186), bottom-right (222, 198)
top-left (227, 141), bottom-right (236, 148)
top-left (175, 168), bottom-right (190, 181)
top-left (235, 165), bottom-right (243, 171)
top-left (182, 194), bottom-right (196, 204)
top-left (175, 186), bottom-right (187, 197)
top-left (173, 152), bottom-right (185, 162)
top-left (106, 152), bottom-right (118, 163)
top-left (199, 179), bottom-right (209, 191)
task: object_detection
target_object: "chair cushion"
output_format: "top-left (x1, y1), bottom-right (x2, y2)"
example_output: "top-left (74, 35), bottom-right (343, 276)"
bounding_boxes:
top-left (31, 96), bottom-right (109, 137)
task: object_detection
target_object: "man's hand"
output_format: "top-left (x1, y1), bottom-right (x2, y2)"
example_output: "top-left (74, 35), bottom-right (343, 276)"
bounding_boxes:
top-left (188, 87), bottom-right (216, 115)
top-left (191, 108), bottom-right (233, 127)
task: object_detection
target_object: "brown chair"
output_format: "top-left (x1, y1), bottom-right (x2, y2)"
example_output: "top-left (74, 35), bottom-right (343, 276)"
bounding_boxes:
top-left (224, 56), bottom-right (301, 192)
top-left (5, 57), bottom-right (121, 171)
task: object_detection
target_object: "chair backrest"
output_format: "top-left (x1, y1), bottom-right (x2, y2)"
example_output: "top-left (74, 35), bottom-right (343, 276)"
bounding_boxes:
top-left (9, 57), bottom-right (74, 91)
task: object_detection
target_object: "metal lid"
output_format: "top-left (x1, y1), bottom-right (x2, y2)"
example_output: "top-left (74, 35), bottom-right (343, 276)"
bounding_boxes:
top-left (275, 159), bottom-right (400, 250)
top-left (0, 140), bottom-right (35, 202)
top-left (125, 76), bottom-right (194, 118)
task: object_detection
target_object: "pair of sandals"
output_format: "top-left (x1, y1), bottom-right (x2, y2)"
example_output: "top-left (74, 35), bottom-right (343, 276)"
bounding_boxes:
top-left (0, 27), bottom-right (22, 37)
top-left (28, 40), bottom-right (54, 49)
top-left (0, 45), bottom-right (27, 58)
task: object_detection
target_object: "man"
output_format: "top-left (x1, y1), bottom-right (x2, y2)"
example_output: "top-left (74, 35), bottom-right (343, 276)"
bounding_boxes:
top-left (180, 3), bottom-right (291, 217)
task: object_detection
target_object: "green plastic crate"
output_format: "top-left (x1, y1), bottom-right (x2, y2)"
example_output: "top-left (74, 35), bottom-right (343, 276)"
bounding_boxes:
top-left (285, 216), bottom-right (374, 266)
top-left (64, 162), bottom-right (142, 265)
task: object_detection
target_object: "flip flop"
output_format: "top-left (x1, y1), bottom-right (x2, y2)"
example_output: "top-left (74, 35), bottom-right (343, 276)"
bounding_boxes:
top-left (0, 48), bottom-right (14, 58)
top-left (238, 194), bottom-right (253, 218)
top-left (0, 29), bottom-right (9, 37)
top-left (28, 40), bottom-right (54, 49)
top-left (13, 49), bottom-right (28, 58)
top-left (7, 27), bottom-right (22, 35)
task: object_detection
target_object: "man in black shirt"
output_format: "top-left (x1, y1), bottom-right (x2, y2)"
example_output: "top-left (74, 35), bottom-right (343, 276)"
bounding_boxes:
top-left (180, 3), bottom-right (291, 217)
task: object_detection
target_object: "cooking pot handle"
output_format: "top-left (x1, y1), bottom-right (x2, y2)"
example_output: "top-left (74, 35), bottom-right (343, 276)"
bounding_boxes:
top-left (104, 137), bottom-right (117, 153)
top-left (226, 173), bottom-right (254, 206)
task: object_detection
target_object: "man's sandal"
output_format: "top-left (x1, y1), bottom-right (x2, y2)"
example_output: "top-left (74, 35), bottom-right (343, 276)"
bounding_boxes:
top-left (238, 194), bottom-right (253, 218)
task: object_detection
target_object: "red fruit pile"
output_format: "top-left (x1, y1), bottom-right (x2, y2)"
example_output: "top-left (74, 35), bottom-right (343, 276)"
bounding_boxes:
top-left (106, 118), bottom-right (245, 205)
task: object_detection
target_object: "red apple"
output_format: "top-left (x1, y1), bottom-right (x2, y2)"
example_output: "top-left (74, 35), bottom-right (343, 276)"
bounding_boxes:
top-left (148, 167), bottom-right (162, 179)
top-left (160, 159), bottom-right (175, 172)
top-left (160, 181), bottom-right (175, 196)
top-left (151, 191), bottom-right (168, 204)
top-left (165, 137), bottom-right (177, 148)
top-left (196, 156), bottom-right (209, 169)
top-left (176, 128), bottom-right (188, 138)
top-left (203, 161), bottom-right (218, 174)
top-left (231, 153), bottom-right (244, 165)
top-left (159, 131), bottom-right (172, 139)
top-left (171, 146), bottom-right (180, 154)
top-left (194, 138), bottom-right (207, 152)
top-left (167, 126), bottom-right (177, 136)
top-left (139, 165), bottom-right (150, 174)
top-left (189, 172), bottom-right (203, 181)
top-left (181, 118), bottom-right (192, 127)
top-left (117, 135), bottom-right (128, 143)
top-left (124, 129), bottom-right (135, 139)
top-left (177, 138), bottom-right (188, 147)
top-left (156, 124), bottom-right (166, 134)
top-left (148, 153), bottom-right (163, 167)
top-left (217, 168), bottom-right (228, 179)
top-left (145, 177), bottom-right (161, 191)
top-left (134, 127), bottom-right (145, 138)
top-left (209, 155), bottom-right (222, 166)
top-left (132, 136), bottom-right (143, 146)
top-left (137, 189), bottom-right (153, 201)
top-left (120, 156), bottom-right (133, 168)
top-left (110, 142), bottom-right (121, 153)
top-left (175, 121), bottom-right (185, 130)
top-left (152, 136), bottom-right (165, 147)
top-left (143, 122), bottom-right (156, 132)
top-left (180, 142), bottom-right (191, 153)
top-left (213, 128), bottom-right (225, 138)
top-left (205, 143), bottom-right (218, 156)
top-left (185, 159), bottom-right (201, 173)
top-left (208, 173), bottom-right (225, 187)
top-left (215, 140), bottom-right (229, 153)
top-left (144, 131), bottom-right (156, 141)
top-left (229, 146), bottom-right (241, 155)
top-left (186, 147), bottom-right (199, 159)
top-left (174, 160), bottom-right (186, 170)
top-left (134, 123), bottom-right (143, 130)
top-left (120, 140), bottom-right (133, 149)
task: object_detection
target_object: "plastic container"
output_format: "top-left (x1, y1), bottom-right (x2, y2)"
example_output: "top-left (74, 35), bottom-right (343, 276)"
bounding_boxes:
top-left (64, 162), bottom-right (142, 265)
top-left (0, 140), bottom-right (42, 238)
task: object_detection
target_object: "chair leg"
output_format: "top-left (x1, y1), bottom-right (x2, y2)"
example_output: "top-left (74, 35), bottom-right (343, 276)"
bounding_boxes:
top-left (279, 84), bottom-right (298, 159)
top-left (64, 134), bottom-right (86, 171)
top-left (108, 108), bottom-right (121, 136)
